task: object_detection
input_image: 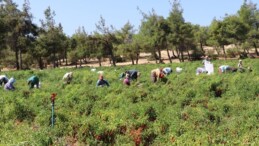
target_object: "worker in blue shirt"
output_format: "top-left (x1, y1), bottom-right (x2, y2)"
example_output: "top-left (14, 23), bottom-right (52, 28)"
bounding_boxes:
top-left (96, 75), bottom-right (109, 87)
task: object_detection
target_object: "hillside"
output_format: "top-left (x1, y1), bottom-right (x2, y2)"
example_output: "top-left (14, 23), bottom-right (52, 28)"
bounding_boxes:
top-left (0, 59), bottom-right (258, 145)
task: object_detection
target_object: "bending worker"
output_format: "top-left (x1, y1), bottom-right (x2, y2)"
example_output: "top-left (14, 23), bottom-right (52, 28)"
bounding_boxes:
top-left (4, 77), bottom-right (15, 91)
top-left (151, 68), bottom-right (164, 83)
top-left (27, 75), bottom-right (40, 89)
top-left (218, 65), bottom-right (237, 74)
top-left (196, 67), bottom-right (208, 75)
top-left (120, 70), bottom-right (141, 80)
top-left (162, 67), bottom-right (173, 75)
top-left (0, 75), bottom-right (8, 86)
top-left (63, 72), bottom-right (73, 84)
top-left (123, 74), bottom-right (130, 86)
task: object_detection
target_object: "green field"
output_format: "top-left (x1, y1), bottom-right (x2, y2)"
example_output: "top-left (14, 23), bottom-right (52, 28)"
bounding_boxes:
top-left (0, 59), bottom-right (258, 145)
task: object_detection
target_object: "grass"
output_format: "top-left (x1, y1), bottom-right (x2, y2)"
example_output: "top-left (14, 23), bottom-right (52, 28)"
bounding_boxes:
top-left (0, 58), bottom-right (258, 145)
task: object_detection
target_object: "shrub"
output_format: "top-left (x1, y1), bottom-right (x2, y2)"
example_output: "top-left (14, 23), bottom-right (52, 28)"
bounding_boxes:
top-left (1, 59), bottom-right (259, 145)
top-left (191, 48), bottom-right (204, 61)
top-left (226, 48), bottom-right (239, 58)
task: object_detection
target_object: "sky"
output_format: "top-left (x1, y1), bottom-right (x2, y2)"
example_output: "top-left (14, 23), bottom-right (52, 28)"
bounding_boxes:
top-left (13, 0), bottom-right (248, 36)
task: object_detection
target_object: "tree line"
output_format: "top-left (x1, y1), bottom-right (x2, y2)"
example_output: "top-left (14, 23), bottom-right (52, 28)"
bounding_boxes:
top-left (0, 0), bottom-right (259, 70)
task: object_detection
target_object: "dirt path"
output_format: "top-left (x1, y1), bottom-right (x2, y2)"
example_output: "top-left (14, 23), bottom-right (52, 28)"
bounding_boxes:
top-left (2, 45), bottom-right (257, 71)
top-left (59, 51), bottom-right (181, 69)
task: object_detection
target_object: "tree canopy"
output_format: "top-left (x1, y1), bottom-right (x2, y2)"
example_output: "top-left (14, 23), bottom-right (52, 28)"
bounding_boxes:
top-left (0, 0), bottom-right (259, 70)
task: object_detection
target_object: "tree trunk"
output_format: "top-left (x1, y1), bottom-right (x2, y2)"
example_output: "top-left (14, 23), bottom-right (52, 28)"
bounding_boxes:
top-left (75, 62), bottom-right (78, 68)
top-left (84, 58), bottom-right (87, 64)
top-left (186, 47), bottom-right (191, 61)
top-left (179, 45), bottom-right (184, 62)
top-left (176, 48), bottom-right (181, 62)
top-left (44, 60), bottom-right (47, 68)
top-left (180, 50), bottom-right (184, 62)
top-left (57, 57), bottom-right (61, 67)
top-left (109, 57), bottom-right (112, 64)
top-left (157, 47), bottom-right (163, 63)
top-left (153, 52), bottom-right (158, 64)
top-left (200, 41), bottom-right (204, 53)
top-left (136, 53), bottom-right (139, 65)
top-left (56, 60), bottom-right (59, 67)
top-left (172, 49), bottom-right (177, 58)
top-left (243, 48), bottom-right (247, 54)
top-left (19, 48), bottom-right (23, 69)
top-left (55, 56), bottom-right (59, 67)
top-left (65, 49), bottom-right (68, 65)
top-left (222, 45), bottom-right (227, 60)
top-left (245, 48), bottom-right (249, 54)
top-left (59, 56), bottom-right (62, 66)
top-left (79, 59), bottom-right (82, 67)
top-left (108, 46), bottom-right (116, 66)
top-left (131, 58), bottom-right (134, 65)
top-left (15, 47), bottom-right (20, 70)
top-left (130, 55), bottom-right (134, 65)
top-left (38, 57), bottom-right (44, 70)
top-left (166, 48), bottom-right (172, 63)
top-left (98, 58), bottom-right (102, 67)
top-left (53, 51), bottom-right (56, 68)
top-left (253, 42), bottom-right (259, 56)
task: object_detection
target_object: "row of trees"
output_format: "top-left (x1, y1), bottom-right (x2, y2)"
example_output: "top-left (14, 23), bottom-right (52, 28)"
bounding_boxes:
top-left (0, 0), bottom-right (259, 70)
